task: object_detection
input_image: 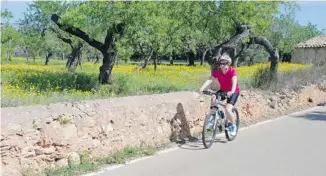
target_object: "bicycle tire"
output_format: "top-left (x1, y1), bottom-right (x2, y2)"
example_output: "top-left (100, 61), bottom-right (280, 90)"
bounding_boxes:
top-left (202, 112), bottom-right (218, 148)
top-left (225, 107), bottom-right (240, 141)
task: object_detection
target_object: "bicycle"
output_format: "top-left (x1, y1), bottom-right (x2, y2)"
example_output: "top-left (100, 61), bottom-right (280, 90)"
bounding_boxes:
top-left (201, 89), bottom-right (240, 148)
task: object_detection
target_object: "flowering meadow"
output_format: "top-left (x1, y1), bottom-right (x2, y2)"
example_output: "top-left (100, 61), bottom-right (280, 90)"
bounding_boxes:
top-left (1, 57), bottom-right (307, 107)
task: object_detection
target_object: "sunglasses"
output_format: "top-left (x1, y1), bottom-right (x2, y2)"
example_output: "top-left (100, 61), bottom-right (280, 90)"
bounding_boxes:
top-left (219, 62), bottom-right (228, 66)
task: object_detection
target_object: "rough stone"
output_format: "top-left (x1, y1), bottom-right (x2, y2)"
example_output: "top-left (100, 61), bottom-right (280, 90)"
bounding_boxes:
top-left (55, 158), bottom-right (68, 168)
top-left (20, 158), bottom-right (41, 175)
top-left (32, 118), bottom-right (42, 130)
top-left (279, 95), bottom-right (286, 99)
top-left (68, 152), bottom-right (80, 165)
top-left (21, 147), bottom-right (35, 158)
top-left (6, 123), bottom-right (23, 136)
top-left (92, 139), bottom-right (101, 148)
top-left (62, 124), bottom-right (78, 140)
top-left (34, 146), bottom-right (55, 155)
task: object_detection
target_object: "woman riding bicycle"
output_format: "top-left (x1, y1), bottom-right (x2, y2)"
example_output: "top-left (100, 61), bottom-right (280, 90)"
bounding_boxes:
top-left (199, 53), bottom-right (240, 136)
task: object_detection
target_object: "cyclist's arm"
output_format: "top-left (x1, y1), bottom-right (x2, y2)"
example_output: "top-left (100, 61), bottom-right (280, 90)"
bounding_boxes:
top-left (230, 75), bottom-right (237, 94)
top-left (200, 76), bottom-right (213, 92)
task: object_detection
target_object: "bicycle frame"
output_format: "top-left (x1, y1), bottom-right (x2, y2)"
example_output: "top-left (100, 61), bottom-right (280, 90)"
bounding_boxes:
top-left (202, 90), bottom-right (228, 130)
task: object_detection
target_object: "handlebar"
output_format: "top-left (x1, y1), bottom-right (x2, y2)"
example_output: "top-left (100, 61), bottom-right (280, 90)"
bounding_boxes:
top-left (202, 89), bottom-right (227, 96)
top-left (201, 89), bottom-right (228, 102)
top-left (202, 90), bottom-right (216, 95)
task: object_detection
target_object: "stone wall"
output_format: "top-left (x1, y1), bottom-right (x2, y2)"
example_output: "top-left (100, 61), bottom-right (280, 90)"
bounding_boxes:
top-left (1, 91), bottom-right (211, 176)
top-left (1, 84), bottom-right (326, 176)
top-left (292, 47), bottom-right (326, 65)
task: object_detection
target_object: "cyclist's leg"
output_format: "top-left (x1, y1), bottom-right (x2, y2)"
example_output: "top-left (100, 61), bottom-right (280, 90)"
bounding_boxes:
top-left (225, 93), bottom-right (239, 134)
top-left (228, 92), bottom-right (239, 106)
top-left (225, 93), bottom-right (239, 123)
top-left (210, 94), bottom-right (216, 108)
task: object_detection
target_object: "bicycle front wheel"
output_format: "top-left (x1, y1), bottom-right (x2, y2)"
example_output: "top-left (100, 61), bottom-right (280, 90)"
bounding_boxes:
top-left (202, 112), bottom-right (218, 148)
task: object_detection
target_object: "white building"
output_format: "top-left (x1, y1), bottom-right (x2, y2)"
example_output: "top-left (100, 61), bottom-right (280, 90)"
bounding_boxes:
top-left (292, 36), bottom-right (326, 65)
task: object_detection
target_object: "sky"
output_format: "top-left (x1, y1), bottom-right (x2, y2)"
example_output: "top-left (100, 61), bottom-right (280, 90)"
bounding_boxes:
top-left (1, 0), bottom-right (326, 31)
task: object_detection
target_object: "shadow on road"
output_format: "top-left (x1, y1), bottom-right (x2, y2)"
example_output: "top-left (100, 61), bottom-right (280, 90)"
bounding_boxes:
top-left (177, 136), bottom-right (228, 150)
top-left (169, 102), bottom-right (230, 151)
top-left (291, 110), bottom-right (326, 121)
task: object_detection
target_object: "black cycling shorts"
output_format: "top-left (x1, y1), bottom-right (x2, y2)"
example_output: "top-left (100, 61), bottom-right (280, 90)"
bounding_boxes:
top-left (216, 90), bottom-right (239, 106)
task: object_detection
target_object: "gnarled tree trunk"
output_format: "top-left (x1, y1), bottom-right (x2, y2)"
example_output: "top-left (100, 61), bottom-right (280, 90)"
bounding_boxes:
top-left (153, 52), bottom-right (158, 72)
top-left (211, 24), bottom-right (250, 70)
top-left (51, 14), bottom-right (124, 84)
top-left (135, 48), bottom-right (153, 71)
top-left (52, 28), bottom-right (84, 72)
top-left (200, 48), bottom-right (209, 66)
top-left (135, 55), bottom-right (150, 71)
top-left (211, 23), bottom-right (279, 77)
top-left (45, 51), bottom-right (53, 65)
top-left (25, 49), bottom-right (29, 63)
top-left (248, 36), bottom-right (280, 78)
top-left (99, 49), bottom-right (117, 84)
top-left (188, 51), bottom-right (195, 66)
top-left (66, 42), bottom-right (83, 72)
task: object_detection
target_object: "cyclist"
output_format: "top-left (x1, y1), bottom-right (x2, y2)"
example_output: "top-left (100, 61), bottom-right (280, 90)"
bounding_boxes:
top-left (199, 53), bottom-right (240, 136)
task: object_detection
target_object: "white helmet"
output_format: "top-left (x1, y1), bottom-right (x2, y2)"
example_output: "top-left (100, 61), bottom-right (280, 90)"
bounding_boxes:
top-left (218, 53), bottom-right (232, 64)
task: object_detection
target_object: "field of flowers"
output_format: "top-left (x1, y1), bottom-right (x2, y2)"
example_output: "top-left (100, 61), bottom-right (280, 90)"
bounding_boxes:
top-left (1, 57), bottom-right (307, 107)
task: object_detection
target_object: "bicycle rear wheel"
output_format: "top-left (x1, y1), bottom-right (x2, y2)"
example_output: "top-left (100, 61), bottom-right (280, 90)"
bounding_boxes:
top-left (225, 107), bottom-right (240, 141)
top-left (202, 112), bottom-right (218, 148)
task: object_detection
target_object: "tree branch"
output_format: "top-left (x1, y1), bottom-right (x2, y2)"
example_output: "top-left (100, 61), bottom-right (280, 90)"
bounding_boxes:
top-left (162, 36), bottom-right (173, 52)
top-left (212, 23), bottom-right (251, 61)
top-left (248, 36), bottom-right (279, 68)
top-left (49, 27), bottom-right (74, 49)
top-left (248, 36), bottom-right (274, 55)
top-left (51, 14), bottom-right (103, 50)
top-left (58, 36), bottom-right (73, 45)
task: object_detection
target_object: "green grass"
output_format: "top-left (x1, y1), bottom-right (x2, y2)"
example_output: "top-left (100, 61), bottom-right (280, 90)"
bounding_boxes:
top-left (41, 145), bottom-right (162, 176)
top-left (1, 57), bottom-right (209, 107)
top-left (1, 57), bottom-right (308, 107)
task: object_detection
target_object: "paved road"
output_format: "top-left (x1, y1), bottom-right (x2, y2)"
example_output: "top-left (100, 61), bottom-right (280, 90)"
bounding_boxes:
top-left (97, 106), bottom-right (326, 176)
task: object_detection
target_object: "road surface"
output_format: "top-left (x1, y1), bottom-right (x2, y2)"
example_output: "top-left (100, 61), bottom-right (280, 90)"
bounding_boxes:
top-left (96, 106), bottom-right (326, 176)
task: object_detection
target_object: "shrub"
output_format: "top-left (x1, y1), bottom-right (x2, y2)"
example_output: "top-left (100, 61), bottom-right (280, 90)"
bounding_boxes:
top-left (251, 66), bottom-right (274, 89)
top-left (94, 74), bottom-right (132, 96)
top-left (7, 71), bottom-right (99, 92)
top-left (251, 64), bottom-right (326, 91)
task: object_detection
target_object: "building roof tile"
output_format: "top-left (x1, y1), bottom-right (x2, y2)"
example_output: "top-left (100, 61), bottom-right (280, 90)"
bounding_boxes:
top-left (296, 35), bottom-right (326, 48)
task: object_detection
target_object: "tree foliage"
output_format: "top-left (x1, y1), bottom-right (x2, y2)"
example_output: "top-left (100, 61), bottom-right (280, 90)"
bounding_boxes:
top-left (1, 9), bottom-right (21, 61)
top-left (3, 1), bottom-right (323, 84)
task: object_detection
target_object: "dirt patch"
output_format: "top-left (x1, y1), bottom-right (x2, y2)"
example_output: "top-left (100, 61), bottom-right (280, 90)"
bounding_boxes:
top-left (238, 82), bottom-right (326, 126)
top-left (1, 82), bottom-right (326, 176)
